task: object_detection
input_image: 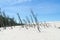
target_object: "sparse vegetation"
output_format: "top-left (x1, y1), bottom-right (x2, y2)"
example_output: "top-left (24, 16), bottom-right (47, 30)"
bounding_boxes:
top-left (0, 8), bottom-right (58, 32)
top-left (30, 9), bottom-right (40, 32)
top-left (0, 8), bottom-right (20, 27)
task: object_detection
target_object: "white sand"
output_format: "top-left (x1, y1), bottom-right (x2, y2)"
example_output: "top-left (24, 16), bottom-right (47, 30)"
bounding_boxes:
top-left (0, 22), bottom-right (60, 40)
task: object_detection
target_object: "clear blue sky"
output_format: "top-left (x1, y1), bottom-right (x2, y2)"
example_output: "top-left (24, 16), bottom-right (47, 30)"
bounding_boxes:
top-left (0, 0), bottom-right (60, 22)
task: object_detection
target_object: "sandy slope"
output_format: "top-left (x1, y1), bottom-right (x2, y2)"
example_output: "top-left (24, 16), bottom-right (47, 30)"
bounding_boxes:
top-left (0, 22), bottom-right (60, 40)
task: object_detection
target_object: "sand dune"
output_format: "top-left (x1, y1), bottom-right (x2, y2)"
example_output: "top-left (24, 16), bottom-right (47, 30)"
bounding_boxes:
top-left (0, 21), bottom-right (60, 40)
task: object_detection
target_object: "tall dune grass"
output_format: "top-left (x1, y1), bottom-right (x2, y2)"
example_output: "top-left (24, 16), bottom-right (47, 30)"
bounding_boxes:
top-left (0, 8), bottom-right (57, 32)
top-left (30, 10), bottom-right (41, 32)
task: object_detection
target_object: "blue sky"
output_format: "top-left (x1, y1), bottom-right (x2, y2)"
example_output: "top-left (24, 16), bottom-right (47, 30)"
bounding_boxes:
top-left (0, 0), bottom-right (60, 22)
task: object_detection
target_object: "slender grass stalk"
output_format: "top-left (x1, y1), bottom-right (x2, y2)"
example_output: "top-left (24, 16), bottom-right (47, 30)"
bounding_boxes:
top-left (43, 21), bottom-right (50, 28)
top-left (0, 8), bottom-right (4, 27)
top-left (26, 16), bottom-right (30, 23)
top-left (2, 11), bottom-right (7, 27)
top-left (23, 19), bottom-right (28, 29)
top-left (26, 16), bottom-right (31, 26)
top-left (17, 13), bottom-right (22, 24)
top-left (30, 15), bottom-right (35, 28)
top-left (25, 16), bottom-right (31, 29)
top-left (7, 16), bottom-right (11, 26)
top-left (17, 13), bottom-right (24, 28)
top-left (30, 10), bottom-right (40, 32)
